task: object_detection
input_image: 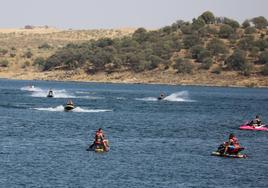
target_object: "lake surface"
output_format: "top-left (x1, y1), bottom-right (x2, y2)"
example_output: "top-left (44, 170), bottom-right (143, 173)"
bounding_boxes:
top-left (0, 79), bottom-right (267, 188)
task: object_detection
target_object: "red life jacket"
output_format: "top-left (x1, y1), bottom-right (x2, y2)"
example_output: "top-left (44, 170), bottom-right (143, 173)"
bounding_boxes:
top-left (230, 137), bottom-right (239, 147)
top-left (95, 131), bottom-right (104, 144)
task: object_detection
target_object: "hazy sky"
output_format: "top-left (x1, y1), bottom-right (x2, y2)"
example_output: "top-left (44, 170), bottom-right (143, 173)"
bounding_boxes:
top-left (0, 0), bottom-right (267, 29)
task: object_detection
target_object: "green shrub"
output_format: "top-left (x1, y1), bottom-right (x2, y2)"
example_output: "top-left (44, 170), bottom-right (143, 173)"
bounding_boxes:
top-left (260, 64), bottom-right (268, 75)
top-left (223, 18), bottom-right (240, 29)
top-left (257, 51), bottom-right (268, 64)
top-left (219, 24), bottom-right (234, 38)
top-left (199, 11), bottom-right (215, 24)
top-left (207, 38), bottom-right (228, 56)
top-left (252, 16), bottom-right (268, 29)
top-left (183, 34), bottom-right (202, 49)
top-left (23, 51), bottom-right (33, 58)
top-left (238, 36), bottom-right (255, 51)
top-left (0, 59), bottom-right (9, 67)
top-left (200, 58), bottom-right (213, 70)
top-left (244, 27), bottom-right (256, 34)
top-left (38, 43), bottom-right (52, 49)
top-left (10, 52), bottom-right (16, 58)
top-left (225, 49), bottom-right (250, 71)
top-left (173, 58), bottom-right (193, 74)
top-left (0, 48), bottom-right (8, 56)
top-left (33, 57), bottom-right (46, 69)
top-left (242, 20), bottom-right (250, 28)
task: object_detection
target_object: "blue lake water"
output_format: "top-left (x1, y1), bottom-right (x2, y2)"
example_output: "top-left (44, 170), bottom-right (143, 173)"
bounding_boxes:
top-left (0, 79), bottom-right (267, 187)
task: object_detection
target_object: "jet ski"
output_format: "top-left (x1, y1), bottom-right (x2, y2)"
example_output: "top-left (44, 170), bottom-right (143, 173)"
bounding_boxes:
top-left (47, 90), bottom-right (54, 98)
top-left (157, 93), bottom-right (165, 100)
top-left (211, 151), bottom-right (247, 158)
top-left (64, 104), bottom-right (74, 111)
top-left (239, 123), bottom-right (268, 131)
top-left (64, 100), bottom-right (74, 111)
top-left (87, 139), bottom-right (109, 152)
top-left (211, 143), bottom-right (247, 158)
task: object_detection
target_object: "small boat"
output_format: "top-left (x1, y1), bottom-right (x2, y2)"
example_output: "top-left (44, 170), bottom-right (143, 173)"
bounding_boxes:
top-left (239, 124), bottom-right (268, 131)
top-left (211, 151), bottom-right (247, 158)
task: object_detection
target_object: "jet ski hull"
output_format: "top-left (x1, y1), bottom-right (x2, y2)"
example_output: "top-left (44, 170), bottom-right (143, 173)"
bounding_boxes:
top-left (239, 124), bottom-right (268, 131)
top-left (64, 104), bottom-right (74, 111)
top-left (211, 151), bottom-right (247, 158)
top-left (87, 140), bottom-right (109, 152)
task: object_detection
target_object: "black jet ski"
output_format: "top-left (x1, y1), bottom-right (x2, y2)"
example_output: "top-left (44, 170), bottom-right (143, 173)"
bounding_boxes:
top-left (211, 143), bottom-right (247, 158)
top-left (47, 90), bottom-right (54, 98)
top-left (158, 93), bottom-right (165, 100)
top-left (64, 104), bottom-right (74, 111)
top-left (87, 139), bottom-right (110, 152)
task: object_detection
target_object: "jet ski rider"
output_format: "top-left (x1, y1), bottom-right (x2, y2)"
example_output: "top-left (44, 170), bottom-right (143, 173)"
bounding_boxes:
top-left (89, 128), bottom-right (109, 150)
top-left (224, 133), bottom-right (240, 154)
top-left (248, 115), bottom-right (262, 127)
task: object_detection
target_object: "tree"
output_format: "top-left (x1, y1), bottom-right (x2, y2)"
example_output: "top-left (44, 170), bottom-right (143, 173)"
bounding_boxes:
top-left (254, 39), bottom-right (268, 51)
top-left (192, 17), bottom-right (205, 30)
top-left (200, 57), bottom-right (213, 70)
top-left (207, 38), bottom-right (228, 56)
top-left (238, 36), bottom-right (255, 51)
top-left (183, 34), bottom-right (202, 49)
top-left (257, 51), bottom-right (268, 64)
top-left (225, 49), bottom-right (249, 71)
top-left (199, 11), bottom-right (215, 24)
top-left (223, 17), bottom-right (240, 29)
top-left (219, 24), bottom-right (234, 38)
top-left (190, 45), bottom-right (204, 59)
top-left (242, 20), bottom-right (250, 28)
top-left (133, 28), bottom-right (148, 43)
top-left (252, 16), bottom-right (268, 29)
top-left (180, 24), bottom-right (192, 34)
top-left (173, 58), bottom-right (193, 74)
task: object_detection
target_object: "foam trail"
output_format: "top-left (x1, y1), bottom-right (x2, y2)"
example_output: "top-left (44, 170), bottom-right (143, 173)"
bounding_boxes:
top-left (72, 107), bottom-right (112, 113)
top-left (21, 86), bottom-right (42, 92)
top-left (33, 106), bottom-right (112, 113)
top-left (79, 96), bottom-right (104, 100)
top-left (34, 105), bottom-right (65, 112)
top-left (135, 97), bottom-right (158, 101)
top-left (136, 91), bottom-right (195, 102)
top-left (164, 91), bottom-right (195, 102)
top-left (31, 89), bottom-right (76, 98)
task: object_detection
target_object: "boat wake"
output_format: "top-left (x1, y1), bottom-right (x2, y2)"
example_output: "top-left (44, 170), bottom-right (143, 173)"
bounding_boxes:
top-left (31, 89), bottom-right (75, 98)
top-left (21, 86), bottom-right (42, 92)
top-left (33, 105), bottom-right (112, 113)
top-left (135, 97), bottom-right (158, 101)
top-left (164, 91), bottom-right (195, 102)
top-left (135, 91), bottom-right (195, 102)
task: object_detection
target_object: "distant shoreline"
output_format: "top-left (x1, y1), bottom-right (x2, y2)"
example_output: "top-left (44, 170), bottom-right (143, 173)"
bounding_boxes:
top-left (0, 70), bottom-right (267, 88)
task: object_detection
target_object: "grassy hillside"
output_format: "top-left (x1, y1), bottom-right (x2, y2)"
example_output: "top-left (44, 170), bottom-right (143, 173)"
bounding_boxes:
top-left (0, 11), bottom-right (268, 87)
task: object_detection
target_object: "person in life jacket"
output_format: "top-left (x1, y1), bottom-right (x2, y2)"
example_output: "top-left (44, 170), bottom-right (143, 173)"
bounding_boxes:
top-left (248, 115), bottom-right (262, 127)
top-left (90, 128), bottom-right (109, 151)
top-left (94, 128), bottom-right (105, 145)
top-left (48, 89), bottom-right (53, 96)
top-left (224, 133), bottom-right (242, 155)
